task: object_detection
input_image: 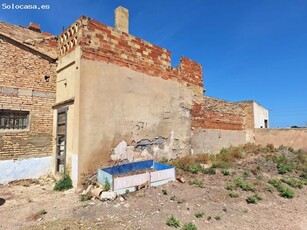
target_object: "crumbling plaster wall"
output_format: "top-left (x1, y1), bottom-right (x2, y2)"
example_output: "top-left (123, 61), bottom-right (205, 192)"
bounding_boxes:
top-left (78, 60), bottom-right (194, 175)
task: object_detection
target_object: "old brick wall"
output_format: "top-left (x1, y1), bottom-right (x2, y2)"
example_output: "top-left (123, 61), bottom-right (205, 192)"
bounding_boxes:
top-left (0, 35), bottom-right (56, 160)
top-left (192, 96), bottom-right (245, 131)
top-left (58, 17), bottom-right (203, 93)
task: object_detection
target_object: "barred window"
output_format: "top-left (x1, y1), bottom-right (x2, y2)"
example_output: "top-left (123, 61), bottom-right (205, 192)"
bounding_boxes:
top-left (0, 110), bottom-right (29, 130)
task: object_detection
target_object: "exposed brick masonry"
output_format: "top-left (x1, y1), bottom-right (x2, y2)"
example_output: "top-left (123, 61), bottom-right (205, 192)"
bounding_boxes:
top-left (0, 22), bottom-right (57, 59)
top-left (58, 17), bottom-right (203, 92)
top-left (192, 96), bottom-right (245, 131)
top-left (0, 35), bottom-right (56, 160)
top-left (58, 16), bottom-right (247, 132)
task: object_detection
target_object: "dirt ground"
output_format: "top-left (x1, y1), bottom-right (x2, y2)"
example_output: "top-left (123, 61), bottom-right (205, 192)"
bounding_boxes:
top-left (0, 168), bottom-right (306, 230)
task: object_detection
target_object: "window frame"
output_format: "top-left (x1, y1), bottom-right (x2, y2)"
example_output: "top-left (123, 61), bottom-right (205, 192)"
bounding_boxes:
top-left (0, 109), bottom-right (30, 131)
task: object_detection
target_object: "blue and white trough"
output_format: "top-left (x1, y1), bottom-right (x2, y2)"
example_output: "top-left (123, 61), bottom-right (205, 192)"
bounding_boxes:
top-left (97, 160), bottom-right (176, 195)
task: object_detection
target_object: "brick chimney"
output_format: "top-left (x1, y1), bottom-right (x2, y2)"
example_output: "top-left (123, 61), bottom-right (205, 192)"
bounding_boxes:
top-left (115, 6), bottom-right (129, 33)
top-left (28, 22), bottom-right (41, 32)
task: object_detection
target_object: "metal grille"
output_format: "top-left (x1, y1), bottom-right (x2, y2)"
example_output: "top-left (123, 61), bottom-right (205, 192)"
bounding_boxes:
top-left (0, 110), bottom-right (29, 129)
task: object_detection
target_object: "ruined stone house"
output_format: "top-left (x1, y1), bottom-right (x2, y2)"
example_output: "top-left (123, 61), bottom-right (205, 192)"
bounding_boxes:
top-left (0, 6), bottom-right (276, 186)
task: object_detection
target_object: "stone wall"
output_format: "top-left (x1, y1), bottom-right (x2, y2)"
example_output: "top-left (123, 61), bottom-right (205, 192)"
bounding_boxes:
top-left (0, 36), bottom-right (56, 160)
top-left (254, 128), bottom-right (307, 150)
top-left (192, 96), bottom-right (245, 131)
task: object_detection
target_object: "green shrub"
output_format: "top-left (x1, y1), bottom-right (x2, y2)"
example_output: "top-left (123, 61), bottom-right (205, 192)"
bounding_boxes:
top-left (254, 193), bottom-right (262, 200)
top-left (189, 179), bottom-right (204, 188)
top-left (188, 164), bottom-right (203, 174)
top-left (203, 167), bottom-right (216, 175)
top-left (277, 163), bottom-right (294, 174)
top-left (242, 170), bottom-right (251, 179)
top-left (54, 174), bottom-right (73, 191)
top-left (166, 215), bottom-right (180, 228)
top-left (246, 194), bottom-right (262, 204)
top-left (281, 178), bottom-right (303, 189)
top-left (234, 177), bottom-right (255, 192)
top-left (214, 216), bottom-right (221, 221)
top-left (162, 189), bottom-right (168, 195)
top-left (225, 183), bottom-right (236, 191)
top-left (194, 211), bottom-right (204, 218)
top-left (268, 179), bottom-right (295, 198)
top-left (228, 191), bottom-right (240, 198)
top-left (300, 172), bottom-right (307, 179)
top-left (221, 168), bottom-right (232, 176)
top-left (182, 222), bottom-right (197, 230)
top-left (104, 178), bottom-right (111, 191)
top-left (220, 148), bottom-right (228, 154)
top-left (280, 188), bottom-right (295, 198)
top-left (246, 195), bottom-right (257, 204)
top-left (299, 173), bottom-right (307, 185)
top-left (80, 194), bottom-right (91, 201)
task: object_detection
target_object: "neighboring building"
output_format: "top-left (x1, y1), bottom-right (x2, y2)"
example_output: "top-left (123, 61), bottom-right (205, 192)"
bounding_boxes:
top-left (236, 101), bottom-right (269, 129)
top-left (0, 22), bottom-right (57, 183)
top-left (0, 6), bottom-right (274, 186)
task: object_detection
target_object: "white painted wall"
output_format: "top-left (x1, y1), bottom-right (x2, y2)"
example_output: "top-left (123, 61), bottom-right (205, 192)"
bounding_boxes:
top-left (71, 154), bottom-right (78, 187)
top-left (0, 156), bottom-right (51, 184)
top-left (253, 102), bottom-right (269, 128)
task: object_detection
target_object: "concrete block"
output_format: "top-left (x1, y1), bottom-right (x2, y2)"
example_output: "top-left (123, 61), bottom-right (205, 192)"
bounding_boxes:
top-left (100, 191), bottom-right (117, 201)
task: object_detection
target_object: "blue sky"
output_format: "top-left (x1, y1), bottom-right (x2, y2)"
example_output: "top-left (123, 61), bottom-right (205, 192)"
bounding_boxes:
top-left (1, 0), bottom-right (306, 127)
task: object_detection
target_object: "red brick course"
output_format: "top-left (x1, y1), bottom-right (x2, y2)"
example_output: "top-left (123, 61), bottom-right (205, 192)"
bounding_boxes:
top-left (192, 96), bottom-right (245, 131)
top-left (59, 17), bottom-right (203, 92)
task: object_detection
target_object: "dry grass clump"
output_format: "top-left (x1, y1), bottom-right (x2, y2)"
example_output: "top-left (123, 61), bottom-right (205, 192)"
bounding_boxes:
top-left (27, 209), bottom-right (47, 221)
top-left (210, 146), bottom-right (244, 168)
top-left (171, 154), bottom-right (209, 171)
